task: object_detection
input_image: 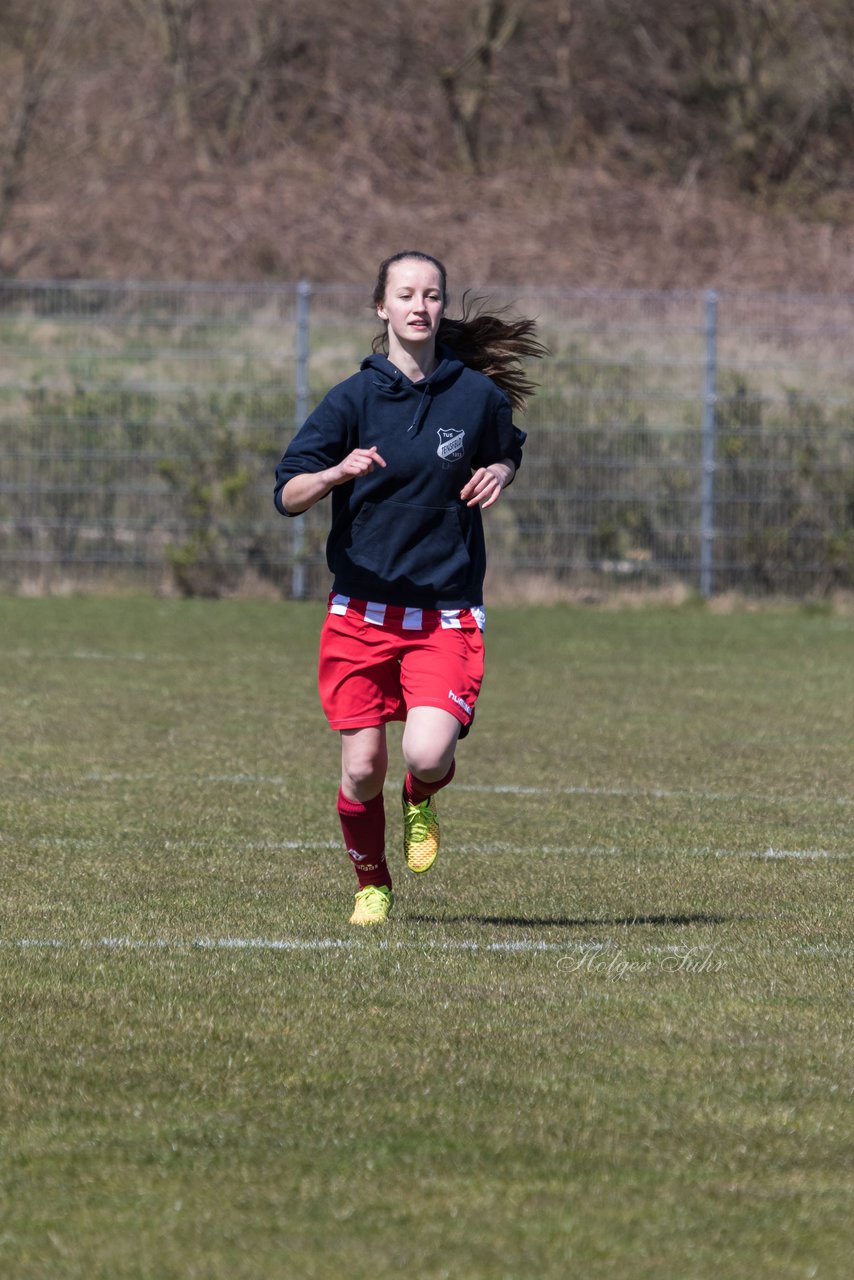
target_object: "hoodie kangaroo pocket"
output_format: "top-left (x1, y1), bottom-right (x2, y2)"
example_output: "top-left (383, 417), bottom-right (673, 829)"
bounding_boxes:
top-left (336, 499), bottom-right (476, 596)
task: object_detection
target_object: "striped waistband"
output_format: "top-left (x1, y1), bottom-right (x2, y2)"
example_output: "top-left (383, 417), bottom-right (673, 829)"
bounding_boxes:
top-left (328, 593), bottom-right (485, 633)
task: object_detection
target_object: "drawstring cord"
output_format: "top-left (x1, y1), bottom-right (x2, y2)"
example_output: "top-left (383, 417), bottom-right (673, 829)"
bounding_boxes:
top-left (407, 385), bottom-right (432, 435)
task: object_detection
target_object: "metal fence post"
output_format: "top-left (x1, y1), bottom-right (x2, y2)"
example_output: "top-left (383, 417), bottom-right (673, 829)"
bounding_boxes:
top-left (699, 289), bottom-right (718, 599)
top-left (291, 280), bottom-right (312, 599)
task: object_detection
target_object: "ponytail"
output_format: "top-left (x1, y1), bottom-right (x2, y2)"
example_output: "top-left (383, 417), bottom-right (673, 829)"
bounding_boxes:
top-left (437, 294), bottom-right (547, 412)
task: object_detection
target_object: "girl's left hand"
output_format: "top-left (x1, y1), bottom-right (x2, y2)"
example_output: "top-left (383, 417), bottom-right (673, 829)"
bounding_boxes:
top-left (460, 462), bottom-right (515, 509)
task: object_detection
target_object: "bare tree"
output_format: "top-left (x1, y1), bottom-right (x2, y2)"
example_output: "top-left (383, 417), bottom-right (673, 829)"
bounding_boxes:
top-left (221, 3), bottom-right (310, 153)
top-left (156, 0), bottom-right (197, 140)
top-left (526, 0), bottom-right (577, 156)
top-left (0, 0), bottom-right (75, 255)
top-left (440, 0), bottom-right (521, 172)
top-left (122, 0), bottom-right (311, 158)
top-left (122, 0), bottom-right (199, 140)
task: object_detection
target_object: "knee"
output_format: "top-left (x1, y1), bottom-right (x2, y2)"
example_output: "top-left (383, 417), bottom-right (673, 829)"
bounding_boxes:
top-left (403, 742), bottom-right (456, 783)
top-left (341, 753), bottom-right (386, 801)
top-left (402, 711), bottom-right (460, 781)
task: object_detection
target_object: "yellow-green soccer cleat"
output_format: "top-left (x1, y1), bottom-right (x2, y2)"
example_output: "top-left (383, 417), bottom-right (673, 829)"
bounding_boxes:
top-left (402, 791), bottom-right (440, 874)
top-left (349, 884), bottom-right (394, 926)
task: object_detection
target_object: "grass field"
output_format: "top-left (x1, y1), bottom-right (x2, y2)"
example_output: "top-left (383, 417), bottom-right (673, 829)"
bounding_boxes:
top-left (1, 597), bottom-right (852, 1279)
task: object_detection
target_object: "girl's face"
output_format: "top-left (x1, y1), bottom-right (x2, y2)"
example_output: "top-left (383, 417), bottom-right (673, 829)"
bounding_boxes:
top-left (377, 258), bottom-right (445, 352)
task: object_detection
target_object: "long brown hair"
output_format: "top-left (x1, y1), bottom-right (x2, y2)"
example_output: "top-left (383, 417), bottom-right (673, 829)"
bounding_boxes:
top-left (371, 251), bottom-right (547, 412)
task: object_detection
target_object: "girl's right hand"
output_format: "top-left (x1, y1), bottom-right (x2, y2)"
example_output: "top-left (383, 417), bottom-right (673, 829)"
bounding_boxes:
top-left (279, 447), bottom-right (386, 514)
top-left (331, 446), bottom-right (387, 484)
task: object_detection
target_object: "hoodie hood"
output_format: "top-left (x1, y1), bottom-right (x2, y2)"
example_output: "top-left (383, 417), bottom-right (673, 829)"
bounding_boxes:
top-left (359, 351), bottom-right (466, 435)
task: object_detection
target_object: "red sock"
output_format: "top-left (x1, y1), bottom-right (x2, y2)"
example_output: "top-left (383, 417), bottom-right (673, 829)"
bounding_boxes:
top-left (337, 789), bottom-right (391, 890)
top-left (403, 759), bottom-right (456, 805)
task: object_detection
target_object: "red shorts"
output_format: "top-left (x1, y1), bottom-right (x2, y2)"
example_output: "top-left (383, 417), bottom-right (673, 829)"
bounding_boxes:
top-left (318, 594), bottom-right (485, 733)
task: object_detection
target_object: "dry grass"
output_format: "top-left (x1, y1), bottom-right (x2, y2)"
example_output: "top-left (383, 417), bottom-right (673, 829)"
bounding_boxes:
top-left (7, 148), bottom-right (854, 294)
top-left (3, 0), bottom-right (853, 292)
top-left (1, 598), bottom-right (852, 1277)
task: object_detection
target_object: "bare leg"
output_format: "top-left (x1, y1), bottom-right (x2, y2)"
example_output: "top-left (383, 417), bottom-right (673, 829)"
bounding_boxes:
top-left (340, 724), bottom-right (388, 801)
top-left (401, 706), bottom-right (461, 782)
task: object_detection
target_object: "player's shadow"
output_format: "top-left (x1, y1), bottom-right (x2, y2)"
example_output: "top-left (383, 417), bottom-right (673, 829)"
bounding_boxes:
top-left (407, 911), bottom-right (731, 929)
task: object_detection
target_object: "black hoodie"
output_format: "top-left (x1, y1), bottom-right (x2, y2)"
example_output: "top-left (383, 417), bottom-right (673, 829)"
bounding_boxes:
top-left (274, 352), bottom-right (526, 609)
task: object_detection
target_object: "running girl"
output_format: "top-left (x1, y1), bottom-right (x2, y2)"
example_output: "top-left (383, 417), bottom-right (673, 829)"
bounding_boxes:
top-left (275, 251), bottom-right (544, 925)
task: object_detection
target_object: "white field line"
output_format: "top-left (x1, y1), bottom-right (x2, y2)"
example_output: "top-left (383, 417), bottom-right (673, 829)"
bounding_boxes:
top-left (1, 649), bottom-right (295, 665)
top-left (0, 937), bottom-right (627, 955)
top-left (15, 833), bottom-right (849, 859)
top-left (69, 773), bottom-right (854, 808)
top-left (0, 936), bottom-right (850, 959)
top-left (457, 783), bottom-right (854, 808)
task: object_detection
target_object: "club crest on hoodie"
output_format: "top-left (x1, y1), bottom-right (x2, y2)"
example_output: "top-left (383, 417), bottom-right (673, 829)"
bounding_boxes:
top-left (437, 427), bottom-right (466, 467)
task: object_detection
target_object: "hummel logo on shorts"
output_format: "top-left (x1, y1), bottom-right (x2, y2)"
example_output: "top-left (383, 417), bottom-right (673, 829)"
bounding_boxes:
top-left (448, 689), bottom-right (474, 719)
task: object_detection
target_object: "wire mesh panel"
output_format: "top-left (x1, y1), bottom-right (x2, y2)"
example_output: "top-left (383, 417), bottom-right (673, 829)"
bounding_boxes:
top-left (489, 288), bottom-right (708, 596)
top-left (712, 292), bottom-right (854, 595)
top-left (0, 280), bottom-right (299, 594)
top-left (1, 280), bottom-right (852, 598)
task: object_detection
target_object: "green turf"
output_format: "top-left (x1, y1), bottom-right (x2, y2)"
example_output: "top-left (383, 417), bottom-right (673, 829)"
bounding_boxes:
top-left (1, 598), bottom-right (852, 1279)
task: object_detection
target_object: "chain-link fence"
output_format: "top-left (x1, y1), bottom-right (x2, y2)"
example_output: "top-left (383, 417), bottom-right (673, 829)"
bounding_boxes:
top-left (1, 279), bottom-right (852, 599)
